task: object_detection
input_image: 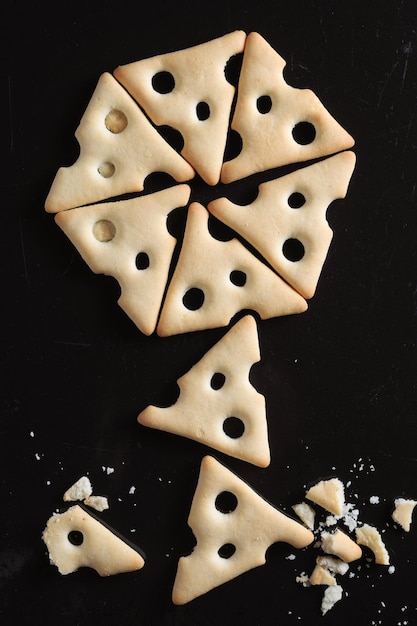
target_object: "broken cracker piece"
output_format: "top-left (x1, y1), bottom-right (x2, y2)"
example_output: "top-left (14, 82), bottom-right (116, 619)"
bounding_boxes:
top-left (63, 476), bottom-right (93, 502)
top-left (309, 564), bottom-right (336, 586)
top-left (172, 455), bottom-right (314, 604)
top-left (316, 555), bottom-right (349, 576)
top-left (84, 495), bottom-right (109, 512)
top-left (42, 505), bottom-right (144, 576)
top-left (355, 524), bottom-right (390, 565)
top-left (305, 477), bottom-right (345, 516)
top-left (392, 498), bottom-right (417, 532)
top-left (45, 72), bottom-right (194, 213)
top-left (321, 584), bottom-right (343, 615)
top-left (321, 528), bottom-right (362, 563)
top-left (114, 31), bottom-right (246, 186)
top-left (157, 202), bottom-right (307, 336)
top-left (139, 315), bottom-right (270, 467)
top-left (292, 502), bottom-right (316, 531)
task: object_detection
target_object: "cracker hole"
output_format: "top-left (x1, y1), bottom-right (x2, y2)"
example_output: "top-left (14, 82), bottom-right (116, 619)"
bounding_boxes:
top-left (292, 121), bottom-right (316, 145)
top-left (210, 372), bottom-right (226, 390)
top-left (215, 491), bottom-right (238, 513)
top-left (288, 192), bottom-right (306, 208)
top-left (105, 109), bottom-right (128, 134)
top-left (218, 543), bottom-right (236, 559)
top-left (283, 238), bottom-right (305, 262)
top-left (256, 95), bottom-right (272, 114)
top-left (223, 129), bottom-right (243, 162)
top-left (224, 53), bottom-right (243, 86)
top-left (151, 71), bottom-right (175, 94)
top-left (229, 270), bottom-right (247, 287)
top-left (182, 287), bottom-right (204, 311)
top-left (196, 101), bottom-right (210, 121)
top-left (98, 162), bottom-right (115, 178)
top-left (223, 416), bottom-right (245, 439)
top-left (68, 530), bottom-right (84, 546)
top-left (158, 125), bottom-right (184, 153)
top-left (93, 219), bottom-right (116, 242)
top-left (135, 252), bottom-right (150, 270)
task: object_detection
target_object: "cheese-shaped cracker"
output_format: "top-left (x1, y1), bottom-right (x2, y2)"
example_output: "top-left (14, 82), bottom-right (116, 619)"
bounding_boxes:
top-left (55, 185), bottom-right (191, 335)
top-left (45, 72), bottom-right (194, 213)
top-left (114, 31), bottom-right (246, 186)
top-left (42, 505), bottom-right (145, 576)
top-left (139, 315), bottom-right (269, 467)
top-left (157, 202), bottom-right (307, 336)
top-left (210, 151), bottom-right (356, 299)
top-left (172, 456), bottom-right (314, 604)
top-left (221, 32), bottom-right (355, 184)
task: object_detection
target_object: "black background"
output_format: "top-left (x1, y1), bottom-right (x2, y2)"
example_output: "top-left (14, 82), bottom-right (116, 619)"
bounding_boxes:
top-left (2, 0), bottom-right (417, 624)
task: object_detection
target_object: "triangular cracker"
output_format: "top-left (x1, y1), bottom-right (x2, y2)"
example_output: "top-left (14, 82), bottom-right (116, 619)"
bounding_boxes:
top-left (114, 31), bottom-right (246, 185)
top-left (172, 456), bottom-right (314, 604)
top-left (42, 505), bottom-right (145, 576)
top-left (157, 202), bottom-right (307, 336)
top-left (305, 477), bottom-right (345, 516)
top-left (45, 72), bottom-right (194, 213)
top-left (210, 151), bottom-right (356, 299)
top-left (221, 32), bottom-right (355, 184)
top-left (139, 315), bottom-right (269, 467)
top-left (55, 184), bottom-right (191, 335)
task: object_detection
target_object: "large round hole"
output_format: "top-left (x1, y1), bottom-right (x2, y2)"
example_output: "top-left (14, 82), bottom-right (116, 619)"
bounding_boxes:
top-left (93, 219), bottom-right (116, 242)
top-left (151, 71), bottom-right (175, 94)
top-left (135, 252), bottom-right (150, 270)
top-left (282, 238), bottom-right (305, 262)
top-left (287, 192), bottom-right (306, 209)
top-left (98, 162), bottom-right (115, 178)
top-left (158, 125), bottom-right (184, 152)
top-left (223, 416), bottom-right (245, 439)
top-left (68, 530), bottom-right (84, 546)
top-left (256, 95), bottom-right (272, 114)
top-left (210, 372), bottom-right (226, 390)
top-left (196, 101), bottom-right (210, 121)
top-left (229, 270), bottom-right (247, 287)
top-left (182, 288), bottom-right (205, 311)
top-left (218, 543), bottom-right (236, 559)
top-left (292, 121), bottom-right (316, 145)
top-left (105, 109), bottom-right (128, 133)
top-left (215, 491), bottom-right (238, 514)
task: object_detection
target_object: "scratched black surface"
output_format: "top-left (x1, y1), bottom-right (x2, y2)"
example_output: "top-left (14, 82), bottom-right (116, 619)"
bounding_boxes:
top-left (2, 0), bottom-right (417, 624)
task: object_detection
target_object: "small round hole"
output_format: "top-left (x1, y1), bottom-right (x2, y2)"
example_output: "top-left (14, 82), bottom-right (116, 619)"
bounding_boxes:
top-left (182, 287), bottom-right (205, 311)
top-left (282, 238), bottom-right (305, 262)
top-left (196, 101), bottom-right (210, 121)
top-left (105, 109), bottom-right (128, 133)
top-left (215, 491), bottom-right (238, 513)
top-left (98, 162), bottom-right (115, 178)
top-left (68, 530), bottom-right (84, 546)
top-left (93, 219), bottom-right (116, 242)
top-left (229, 270), bottom-right (247, 287)
top-left (224, 53), bottom-right (243, 87)
top-left (151, 71), bottom-right (175, 94)
top-left (287, 192), bottom-right (306, 209)
top-left (218, 543), bottom-right (236, 559)
top-left (223, 417), bottom-right (245, 439)
top-left (210, 372), bottom-right (226, 390)
top-left (292, 121), bottom-right (316, 145)
top-left (135, 252), bottom-right (150, 270)
top-left (256, 95), bottom-right (272, 114)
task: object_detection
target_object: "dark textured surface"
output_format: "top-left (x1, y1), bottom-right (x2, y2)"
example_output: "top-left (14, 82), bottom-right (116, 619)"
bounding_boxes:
top-left (2, 1), bottom-right (417, 624)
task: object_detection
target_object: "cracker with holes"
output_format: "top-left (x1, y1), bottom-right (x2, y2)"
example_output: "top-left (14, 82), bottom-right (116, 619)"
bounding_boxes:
top-left (139, 315), bottom-right (269, 467)
top-left (221, 32), bottom-right (355, 184)
top-left (114, 31), bottom-right (246, 186)
top-left (210, 151), bottom-right (356, 299)
top-left (45, 72), bottom-right (194, 213)
top-left (172, 456), bottom-right (314, 604)
top-left (55, 184), bottom-right (191, 335)
top-left (42, 505), bottom-right (145, 576)
top-left (157, 202), bottom-right (307, 336)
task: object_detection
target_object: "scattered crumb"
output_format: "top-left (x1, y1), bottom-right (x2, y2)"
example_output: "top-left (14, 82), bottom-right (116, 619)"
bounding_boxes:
top-left (321, 584), bottom-right (343, 615)
top-left (63, 476), bottom-right (92, 502)
top-left (129, 486), bottom-right (136, 495)
top-left (370, 496), bottom-right (380, 505)
top-left (102, 466), bottom-right (115, 475)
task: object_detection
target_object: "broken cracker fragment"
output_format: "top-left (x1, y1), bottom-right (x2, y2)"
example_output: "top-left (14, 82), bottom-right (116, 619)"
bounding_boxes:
top-left (305, 477), bottom-right (345, 516)
top-left (63, 476), bottom-right (93, 502)
top-left (321, 584), bottom-right (343, 615)
top-left (392, 498), bottom-right (417, 532)
top-left (42, 505), bottom-right (145, 576)
top-left (84, 495), bottom-right (109, 512)
top-left (309, 564), bottom-right (336, 586)
top-left (355, 524), bottom-right (390, 565)
top-left (321, 528), bottom-right (362, 563)
top-left (292, 502), bottom-right (316, 530)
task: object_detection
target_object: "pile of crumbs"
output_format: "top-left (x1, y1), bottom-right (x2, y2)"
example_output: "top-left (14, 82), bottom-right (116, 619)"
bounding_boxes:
top-left (291, 475), bottom-right (417, 615)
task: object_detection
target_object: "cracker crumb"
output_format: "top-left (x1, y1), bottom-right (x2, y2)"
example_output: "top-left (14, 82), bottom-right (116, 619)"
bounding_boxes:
top-left (321, 584), bottom-right (343, 614)
top-left (63, 476), bottom-right (92, 502)
top-left (84, 495), bottom-right (109, 512)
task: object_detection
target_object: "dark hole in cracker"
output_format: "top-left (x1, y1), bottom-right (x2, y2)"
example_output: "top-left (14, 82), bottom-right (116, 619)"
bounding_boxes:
top-left (151, 70), bottom-right (175, 94)
top-left (223, 416), bottom-right (245, 439)
top-left (282, 238), bottom-right (305, 262)
top-left (215, 491), bottom-right (238, 513)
